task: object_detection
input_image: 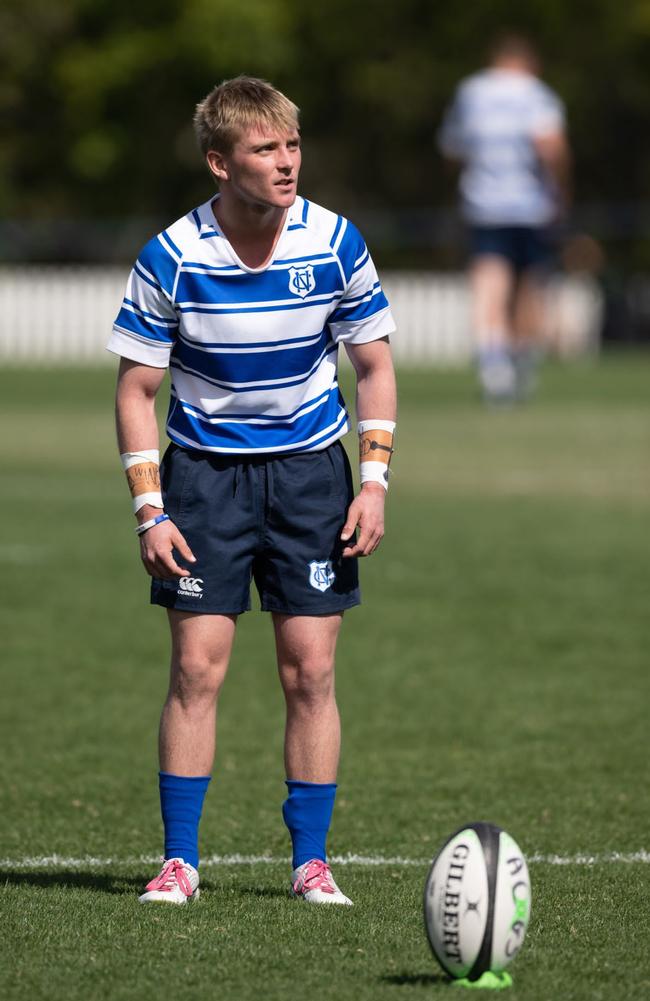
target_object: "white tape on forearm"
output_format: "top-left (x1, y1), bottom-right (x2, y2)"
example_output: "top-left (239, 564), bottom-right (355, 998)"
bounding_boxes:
top-left (120, 449), bottom-right (160, 470)
top-left (360, 460), bottom-right (389, 490)
top-left (358, 421), bottom-right (395, 491)
top-left (357, 420), bottom-right (396, 434)
top-left (120, 449), bottom-right (163, 513)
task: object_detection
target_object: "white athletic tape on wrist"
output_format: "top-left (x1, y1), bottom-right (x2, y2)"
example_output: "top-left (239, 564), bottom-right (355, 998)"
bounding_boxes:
top-left (133, 491), bottom-right (164, 513)
top-left (120, 450), bottom-right (163, 513)
top-left (360, 461), bottom-right (389, 490)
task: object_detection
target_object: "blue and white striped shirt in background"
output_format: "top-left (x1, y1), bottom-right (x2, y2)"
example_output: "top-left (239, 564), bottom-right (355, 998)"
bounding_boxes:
top-left (108, 196), bottom-right (395, 454)
top-left (438, 69), bottom-right (566, 227)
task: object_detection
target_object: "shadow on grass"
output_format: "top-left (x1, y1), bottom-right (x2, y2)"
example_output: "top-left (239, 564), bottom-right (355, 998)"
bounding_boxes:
top-left (381, 972), bottom-right (450, 987)
top-left (0, 870), bottom-right (249, 899)
top-left (0, 869), bottom-right (146, 895)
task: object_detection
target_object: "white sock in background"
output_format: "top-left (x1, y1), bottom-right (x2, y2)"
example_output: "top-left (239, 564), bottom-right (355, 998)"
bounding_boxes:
top-left (476, 344), bottom-right (516, 401)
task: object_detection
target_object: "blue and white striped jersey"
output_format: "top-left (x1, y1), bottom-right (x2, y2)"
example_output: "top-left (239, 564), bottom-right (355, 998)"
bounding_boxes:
top-left (108, 196), bottom-right (395, 454)
top-left (438, 69), bottom-right (566, 226)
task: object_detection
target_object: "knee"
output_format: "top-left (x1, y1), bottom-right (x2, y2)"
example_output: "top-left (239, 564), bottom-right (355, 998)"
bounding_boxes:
top-left (282, 657), bottom-right (335, 708)
top-left (169, 650), bottom-right (225, 709)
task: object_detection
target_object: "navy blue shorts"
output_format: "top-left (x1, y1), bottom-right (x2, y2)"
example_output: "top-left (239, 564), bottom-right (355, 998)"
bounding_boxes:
top-left (151, 441), bottom-right (360, 616)
top-left (468, 226), bottom-right (555, 272)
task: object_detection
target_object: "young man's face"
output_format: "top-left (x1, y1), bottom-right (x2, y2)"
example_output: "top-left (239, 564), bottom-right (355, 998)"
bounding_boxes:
top-left (211, 125), bottom-right (301, 211)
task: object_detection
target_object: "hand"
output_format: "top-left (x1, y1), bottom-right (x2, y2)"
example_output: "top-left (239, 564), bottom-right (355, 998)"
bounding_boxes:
top-left (340, 483), bottom-right (386, 558)
top-left (138, 518), bottom-right (196, 579)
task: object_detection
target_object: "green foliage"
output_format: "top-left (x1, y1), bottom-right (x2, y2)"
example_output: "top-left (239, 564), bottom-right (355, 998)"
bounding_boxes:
top-left (2, 0), bottom-right (650, 231)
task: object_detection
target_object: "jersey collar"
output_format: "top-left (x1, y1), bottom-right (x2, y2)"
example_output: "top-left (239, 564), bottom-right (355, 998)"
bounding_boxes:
top-left (193, 195), bottom-right (306, 273)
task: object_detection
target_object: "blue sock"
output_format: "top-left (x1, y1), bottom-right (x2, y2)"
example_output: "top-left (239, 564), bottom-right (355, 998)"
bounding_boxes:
top-left (282, 780), bottom-right (337, 870)
top-left (159, 771), bottom-right (211, 870)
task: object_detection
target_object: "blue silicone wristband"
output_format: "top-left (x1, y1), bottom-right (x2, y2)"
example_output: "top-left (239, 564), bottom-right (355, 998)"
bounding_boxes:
top-left (135, 513), bottom-right (169, 536)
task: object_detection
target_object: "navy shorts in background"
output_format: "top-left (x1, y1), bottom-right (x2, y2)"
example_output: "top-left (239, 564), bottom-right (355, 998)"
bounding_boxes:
top-left (468, 225), bottom-right (555, 272)
top-left (151, 441), bottom-right (360, 616)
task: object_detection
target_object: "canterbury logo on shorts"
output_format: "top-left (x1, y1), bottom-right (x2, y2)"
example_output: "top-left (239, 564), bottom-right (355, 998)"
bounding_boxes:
top-left (177, 577), bottom-right (204, 596)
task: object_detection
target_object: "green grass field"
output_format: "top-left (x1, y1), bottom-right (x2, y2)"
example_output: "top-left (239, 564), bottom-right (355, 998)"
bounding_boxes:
top-left (1, 356), bottom-right (649, 1000)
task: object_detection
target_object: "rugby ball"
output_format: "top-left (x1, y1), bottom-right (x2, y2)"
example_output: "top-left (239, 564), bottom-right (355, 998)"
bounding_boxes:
top-left (423, 822), bottom-right (531, 981)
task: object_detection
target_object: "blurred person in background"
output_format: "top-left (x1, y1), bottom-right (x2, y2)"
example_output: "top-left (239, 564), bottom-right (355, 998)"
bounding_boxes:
top-left (438, 32), bottom-right (571, 403)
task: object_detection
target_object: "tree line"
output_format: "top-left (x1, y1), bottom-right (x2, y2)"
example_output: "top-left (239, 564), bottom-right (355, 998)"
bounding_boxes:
top-left (2, 0), bottom-right (649, 266)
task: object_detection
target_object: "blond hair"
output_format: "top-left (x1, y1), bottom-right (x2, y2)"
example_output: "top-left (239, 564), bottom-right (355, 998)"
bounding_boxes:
top-left (194, 76), bottom-right (300, 156)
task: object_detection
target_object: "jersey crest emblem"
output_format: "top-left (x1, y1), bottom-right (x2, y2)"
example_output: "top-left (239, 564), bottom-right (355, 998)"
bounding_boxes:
top-left (288, 265), bottom-right (315, 299)
top-left (308, 560), bottom-right (335, 592)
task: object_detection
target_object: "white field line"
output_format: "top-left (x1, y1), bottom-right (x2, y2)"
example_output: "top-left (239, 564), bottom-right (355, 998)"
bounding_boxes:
top-left (1, 851), bottom-right (649, 871)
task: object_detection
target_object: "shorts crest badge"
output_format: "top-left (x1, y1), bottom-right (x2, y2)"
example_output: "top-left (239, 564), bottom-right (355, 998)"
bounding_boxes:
top-left (288, 265), bottom-right (315, 299)
top-left (308, 560), bottom-right (335, 592)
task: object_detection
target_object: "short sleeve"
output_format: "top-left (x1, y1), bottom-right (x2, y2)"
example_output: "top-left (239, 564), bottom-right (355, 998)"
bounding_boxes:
top-left (107, 232), bottom-right (180, 367)
top-left (328, 219), bottom-right (396, 345)
top-left (529, 85), bottom-right (566, 138)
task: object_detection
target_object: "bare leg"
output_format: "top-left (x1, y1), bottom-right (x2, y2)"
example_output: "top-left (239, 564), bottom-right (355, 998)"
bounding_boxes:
top-left (512, 268), bottom-right (546, 346)
top-left (511, 269), bottom-right (547, 398)
top-left (469, 255), bottom-right (515, 350)
top-left (159, 610), bottom-right (237, 776)
top-left (274, 612), bottom-right (354, 904)
top-left (274, 613), bottom-right (343, 782)
top-left (469, 255), bottom-right (518, 401)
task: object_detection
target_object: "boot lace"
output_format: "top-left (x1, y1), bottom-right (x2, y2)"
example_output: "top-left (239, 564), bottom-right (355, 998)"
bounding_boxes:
top-left (145, 858), bottom-right (194, 896)
top-left (293, 859), bottom-right (336, 895)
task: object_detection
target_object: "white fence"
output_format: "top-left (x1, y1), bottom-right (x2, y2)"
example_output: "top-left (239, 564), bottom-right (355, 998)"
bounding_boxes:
top-left (0, 266), bottom-right (602, 366)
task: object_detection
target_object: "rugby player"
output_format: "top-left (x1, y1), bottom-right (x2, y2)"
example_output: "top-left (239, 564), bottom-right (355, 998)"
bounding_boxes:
top-left (438, 34), bottom-right (571, 402)
top-left (109, 76), bottom-right (397, 906)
